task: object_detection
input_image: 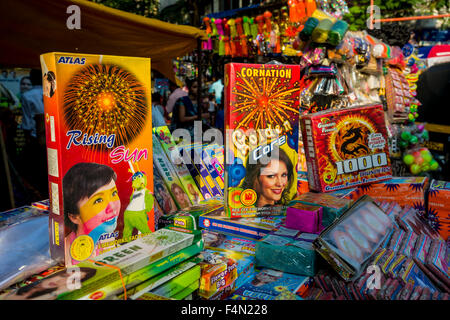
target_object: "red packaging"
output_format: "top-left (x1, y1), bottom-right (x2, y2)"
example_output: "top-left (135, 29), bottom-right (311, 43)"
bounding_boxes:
top-left (357, 177), bottom-right (428, 211)
top-left (427, 180), bottom-right (450, 240)
top-left (300, 104), bottom-right (392, 193)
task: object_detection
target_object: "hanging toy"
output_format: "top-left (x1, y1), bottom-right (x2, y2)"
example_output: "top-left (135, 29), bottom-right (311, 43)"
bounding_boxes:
top-left (263, 10), bottom-right (273, 34)
top-left (296, 0), bottom-right (307, 22)
top-left (250, 17), bottom-right (259, 40)
top-left (240, 34), bottom-right (249, 57)
top-left (228, 18), bottom-right (237, 39)
top-left (255, 15), bottom-right (265, 35)
top-left (218, 36), bottom-right (225, 56)
top-left (203, 17), bottom-right (212, 35)
top-left (305, 0), bottom-right (317, 17)
top-left (223, 36), bottom-right (231, 56)
top-left (211, 18), bottom-right (219, 37)
top-left (242, 16), bottom-right (251, 37)
top-left (288, 0), bottom-right (299, 23)
top-left (223, 18), bottom-right (230, 37)
top-left (215, 18), bottom-right (224, 36)
top-left (235, 17), bottom-right (244, 36)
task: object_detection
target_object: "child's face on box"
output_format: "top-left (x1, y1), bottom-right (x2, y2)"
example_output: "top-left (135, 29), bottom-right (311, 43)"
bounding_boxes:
top-left (77, 179), bottom-right (121, 234)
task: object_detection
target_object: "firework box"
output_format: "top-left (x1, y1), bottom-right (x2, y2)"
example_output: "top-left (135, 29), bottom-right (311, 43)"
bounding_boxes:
top-left (40, 52), bottom-right (155, 267)
top-left (152, 133), bottom-right (191, 210)
top-left (58, 227), bottom-right (201, 300)
top-left (427, 180), bottom-right (450, 240)
top-left (202, 229), bottom-right (257, 255)
top-left (178, 144), bottom-right (217, 199)
top-left (198, 206), bottom-right (285, 240)
top-left (198, 249), bottom-right (238, 299)
top-left (203, 143), bottom-right (225, 181)
top-left (224, 63), bottom-right (302, 218)
top-left (228, 268), bottom-right (312, 300)
top-left (153, 126), bottom-right (204, 205)
top-left (299, 104), bottom-right (392, 193)
top-left (289, 192), bottom-right (352, 228)
top-left (153, 163), bottom-right (177, 215)
top-left (79, 241), bottom-right (203, 300)
top-left (313, 196), bottom-right (395, 281)
top-left (355, 177), bottom-right (429, 212)
top-left (193, 143), bottom-right (225, 194)
top-left (328, 188), bottom-right (360, 202)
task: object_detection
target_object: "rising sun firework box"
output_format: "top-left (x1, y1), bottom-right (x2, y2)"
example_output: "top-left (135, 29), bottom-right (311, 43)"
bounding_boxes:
top-left (224, 63), bottom-right (302, 218)
top-left (299, 104), bottom-right (392, 193)
top-left (40, 52), bottom-right (155, 267)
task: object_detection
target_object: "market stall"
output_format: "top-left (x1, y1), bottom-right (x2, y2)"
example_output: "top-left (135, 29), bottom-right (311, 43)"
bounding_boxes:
top-left (0, 0), bottom-right (449, 303)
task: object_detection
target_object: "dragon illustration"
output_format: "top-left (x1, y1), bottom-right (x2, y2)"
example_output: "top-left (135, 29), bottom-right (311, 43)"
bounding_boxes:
top-left (340, 125), bottom-right (369, 157)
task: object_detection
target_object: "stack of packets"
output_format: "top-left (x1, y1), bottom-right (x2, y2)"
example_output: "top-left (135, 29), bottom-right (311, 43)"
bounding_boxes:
top-left (198, 204), bottom-right (285, 240)
top-left (119, 256), bottom-right (202, 300)
top-left (229, 268), bottom-right (313, 300)
top-left (427, 180), bottom-right (450, 241)
top-left (313, 196), bottom-right (395, 281)
top-left (330, 177), bottom-right (429, 215)
top-left (197, 230), bottom-right (256, 300)
top-left (255, 226), bottom-right (318, 277)
top-left (31, 199), bottom-right (50, 211)
top-left (0, 226), bottom-right (203, 300)
top-left (303, 194), bottom-right (449, 300)
top-left (385, 67), bottom-right (418, 123)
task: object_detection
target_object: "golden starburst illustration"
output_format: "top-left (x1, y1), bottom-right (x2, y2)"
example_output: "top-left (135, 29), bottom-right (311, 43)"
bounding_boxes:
top-left (231, 68), bottom-right (300, 134)
top-left (63, 64), bottom-right (148, 152)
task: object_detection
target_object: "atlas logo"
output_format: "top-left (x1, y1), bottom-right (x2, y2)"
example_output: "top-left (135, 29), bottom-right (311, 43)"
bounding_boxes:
top-left (57, 56), bottom-right (86, 65)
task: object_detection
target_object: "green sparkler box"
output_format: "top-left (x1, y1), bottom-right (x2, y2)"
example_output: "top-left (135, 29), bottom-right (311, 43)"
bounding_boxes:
top-left (224, 63), bottom-right (302, 218)
top-left (80, 241), bottom-right (203, 300)
top-left (116, 255), bottom-right (202, 300)
top-left (149, 264), bottom-right (201, 298)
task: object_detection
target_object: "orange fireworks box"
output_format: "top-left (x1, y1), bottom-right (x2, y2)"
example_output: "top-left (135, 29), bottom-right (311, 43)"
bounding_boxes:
top-left (356, 176), bottom-right (429, 211)
top-left (40, 52), bottom-right (155, 267)
top-left (299, 104), bottom-right (392, 193)
top-left (224, 63), bottom-right (301, 218)
top-left (427, 180), bottom-right (450, 240)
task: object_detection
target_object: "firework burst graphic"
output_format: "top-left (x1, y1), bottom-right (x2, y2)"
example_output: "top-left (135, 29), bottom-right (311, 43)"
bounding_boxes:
top-left (63, 64), bottom-right (148, 153)
top-left (231, 69), bottom-right (300, 133)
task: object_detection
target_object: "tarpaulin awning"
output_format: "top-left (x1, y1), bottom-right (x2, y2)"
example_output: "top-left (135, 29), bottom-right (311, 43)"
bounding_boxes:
top-left (0, 0), bottom-right (207, 84)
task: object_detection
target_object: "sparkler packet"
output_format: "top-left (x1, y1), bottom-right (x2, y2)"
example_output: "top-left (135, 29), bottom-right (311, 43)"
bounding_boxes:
top-left (40, 53), bottom-right (154, 266)
top-left (224, 63), bottom-right (302, 218)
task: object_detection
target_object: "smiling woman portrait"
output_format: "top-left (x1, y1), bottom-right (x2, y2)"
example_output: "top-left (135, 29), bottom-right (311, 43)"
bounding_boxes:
top-left (241, 147), bottom-right (294, 208)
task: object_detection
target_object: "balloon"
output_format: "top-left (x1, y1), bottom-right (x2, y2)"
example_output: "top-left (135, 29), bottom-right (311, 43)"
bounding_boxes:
top-left (410, 164), bottom-right (421, 175)
top-left (422, 153), bottom-right (432, 163)
top-left (403, 154), bottom-right (414, 165)
top-left (430, 160), bottom-right (439, 170)
top-left (401, 131), bottom-right (411, 141)
top-left (409, 135), bottom-right (418, 145)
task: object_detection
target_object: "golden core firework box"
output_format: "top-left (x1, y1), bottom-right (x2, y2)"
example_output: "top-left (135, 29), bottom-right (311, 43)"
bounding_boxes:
top-left (40, 52), bottom-right (154, 267)
top-left (224, 63), bottom-right (301, 218)
top-left (300, 104), bottom-right (392, 193)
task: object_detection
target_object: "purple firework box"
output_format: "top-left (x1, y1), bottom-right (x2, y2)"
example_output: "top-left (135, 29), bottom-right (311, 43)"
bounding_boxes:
top-left (286, 203), bottom-right (323, 234)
